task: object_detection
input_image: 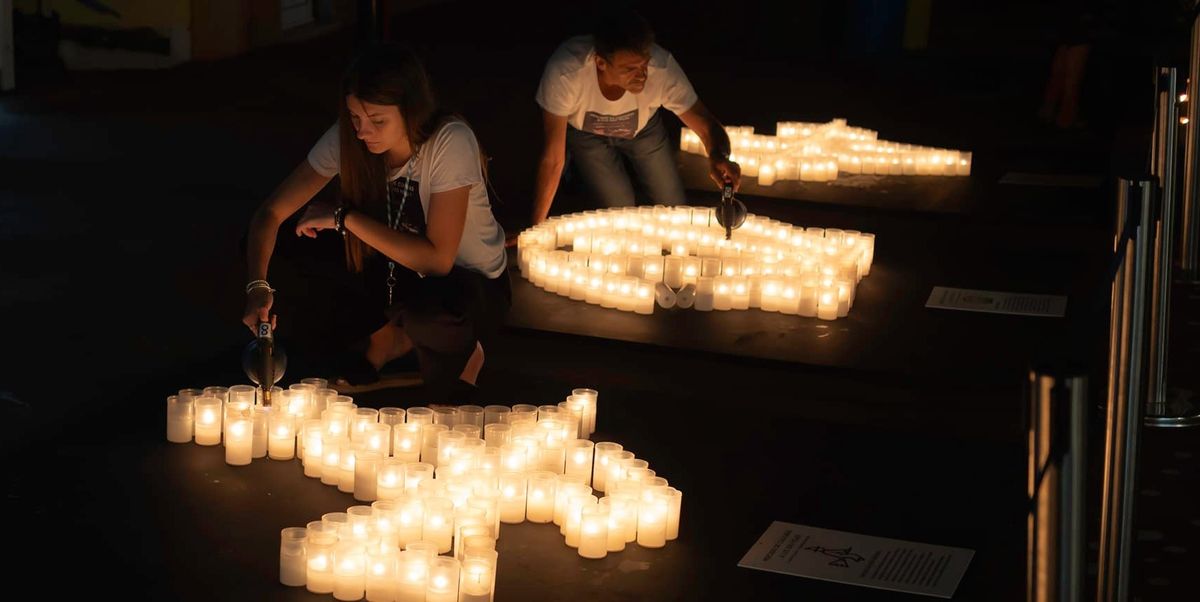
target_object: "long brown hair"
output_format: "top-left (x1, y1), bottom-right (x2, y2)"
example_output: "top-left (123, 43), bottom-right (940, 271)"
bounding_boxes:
top-left (337, 43), bottom-right (455, 273)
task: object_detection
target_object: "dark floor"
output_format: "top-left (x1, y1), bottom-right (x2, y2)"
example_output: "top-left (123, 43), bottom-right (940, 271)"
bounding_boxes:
top-left (2, 2), bottom-right (1198, 601)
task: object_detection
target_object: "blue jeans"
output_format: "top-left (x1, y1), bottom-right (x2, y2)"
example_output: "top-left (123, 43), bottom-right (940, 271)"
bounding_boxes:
top-left (565, 111), bottom-right (686, 207)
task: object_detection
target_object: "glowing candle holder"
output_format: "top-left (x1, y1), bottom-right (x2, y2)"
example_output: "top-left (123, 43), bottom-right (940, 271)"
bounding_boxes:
top-left (305, 524), bottom-right (338, 595)
top-left (332, 541), bottom-right (366, 601)
top-left (268, 412), bottom-right (296, 461)
top-left (224, 417), bottom-right (252, 466)
top-left (423, 498), bottom-right (454, 554)
top-left (498, 472), bottom-right (527, 523)
top-left (426, 556), bottom-right (460, 602)
top-left (365, 545), bottom-right (397, 602)
top-left (165, 395), bottom-right (193, 443)
top-left (279, 527), bottom-right (307, 586)
top-left (459, 549), bottom-right (497, 602)
top-left (391, 423), bottom-right (421, 463)
top-left (193, 396), bottom-right (223, 446)
top-left (565, 439), bottom-right (595, 485)
top-left (354, 450), bottom-right (382, 502)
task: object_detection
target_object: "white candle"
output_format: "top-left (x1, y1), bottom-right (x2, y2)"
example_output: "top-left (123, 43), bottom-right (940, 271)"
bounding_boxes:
top-left (391, 423), bottom-right (421, 463)
top-left (165, 395), bottom-right (193, 443)
top-left (193, 396), bottom-right (223, 446)
top-left (637, 490), bottom-right (669, 548)
top-left (332, 541), bottom-right (366, 601)
top-left (224, 417), bottom-right (252, 466)
top-left (305, 531), bottom-right (337, 594)
top-left (564, 440), bottom-right (595, 485)
top-left (713, 277), bottom-right (732, 311)
top-left (396, 550), bottom-right (428, 602)
top-left (354, 450), bottom-right (382, 502)
top-left (817, 286), bottom-right (838, 320)
top-left (426, 556), bottom-right (460, 602)
top-left (423, 498), bottom-right (454, 554)
top-left (338, 445), bottom-right (358, 493)
top-left (251, 406), bottom-right (270, 458)
top-left (525, 471), bottom-right (557, 523)
top-left (459, 550), bottom-right (497, 602)
top-left (564, 493), bottom-right (597, 548)
top-left (694, 277), bottom-right (715, 311)
top-left (654, 281), bottom-right (677, 309)
top-left (554, 480), bottom-right (589, 527)
top-left (268, 412), bottom-right (296, 461)
top-left (578, 505), bottom-right (609, 559)
top-left (758, 163), bottom-right (777, 186)
top-left (664, 487), bottom-right (683, 540)
top-left (601, 495), bottom-right (635, 551)
top-left (676, 283), bottom-right (697, 309)
top-left (663, 255), bottom-right (684, 289)
top-left (279, 527), bottom-right (307, 587)
top-left (641, 256), bottom-right (664, 283)
top-left (498, 472), bottom-right (527, 523)
top-left (364, 547), bottom-right (397, 602)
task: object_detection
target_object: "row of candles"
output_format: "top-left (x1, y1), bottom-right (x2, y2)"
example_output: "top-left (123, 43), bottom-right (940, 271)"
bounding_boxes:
top-left (167, 384), bottom-right (683, 600)
top-left (515, 206), bottom-right (875, 319)
top-left (680, 118), bottom-right (971, 184)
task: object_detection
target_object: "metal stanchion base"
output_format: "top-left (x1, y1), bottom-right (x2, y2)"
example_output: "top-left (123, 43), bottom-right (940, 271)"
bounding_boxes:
top-left (1145, 389), bottom-right (1200, 427)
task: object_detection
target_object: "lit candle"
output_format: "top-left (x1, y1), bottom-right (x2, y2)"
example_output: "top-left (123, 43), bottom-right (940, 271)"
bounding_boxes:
top-left (224, 417), bottom-right (252, 466)
top-left (251, 406), bottom-right (270, 458)
top-left (426, 556), bottom-right (460, 602)
top-left (713, 277), bottom-right (732, 311)
top-left (817, 286), bottom-right (838, 320)
top-left (365, 546), bottom-right (397, 602)
top-left (578, 505), bottom-right (609, 559)
top-left (301, 419), bottom-right (323, 477)
top-left (601, 494), bottom-right (635, 551)
top-left (525, 471), bottom-right (557, 523)
top-left (268, 412), bottom-right (296, 461)
top-left (193, 396), bottom-right (223, 446)
top-left (279, 527), bottom-right (307, 587)
top-left (351, 407), bottom-right (380, 443)
top-left (642, 256), bottom-right (664, 283)
top-left (565, 439), bottom-right (595, 485)
top-left (354, 450), bottom-right (382, 502)
top-left (332, 541), bottom-right (366, 601)
top-left (165, 395), bottom-right (193, 443)
top-left (637, 490), bottom-right (670, 548)
top-left (498, 472), bottom-right (527, 524)
top-left (554, 479), bottom-right (590, 528)
top-left (564, 493), bottom-right (597, 548)
top-left (663, 255), bottom-right (684, 289)
top-left (321, 437), bottom-right (345, 486)
top-left (758, 162), bottom-right (777, 186)
top-left (459, 549), bottom-right (498, 602)
top-left (305, 525), bottom-right (337, 594)
top-left (363, 423), bottom-right (391, 456)
top-left (338, 445), bottom-right (358, 493)
top-left (423, 498), bottom-right (454, 554)
top-left (396, 549), bottom-right (428, 602)
top-left (421, 424), bottom-right (448, 466)
top-left (391, 423), bottom-right (421, 463)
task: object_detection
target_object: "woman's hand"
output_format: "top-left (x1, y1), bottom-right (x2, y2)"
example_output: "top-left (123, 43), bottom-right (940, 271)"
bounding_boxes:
top-left (296, 202), bottom-right (337, 238)
top-left (709, 157), bottom-right (742, 192)
top-left (242, 287), bottom-right (276, 334)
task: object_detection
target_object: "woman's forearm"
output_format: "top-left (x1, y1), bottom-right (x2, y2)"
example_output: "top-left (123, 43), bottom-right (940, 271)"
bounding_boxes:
top-left (344, 210), bottom-right (451, 275)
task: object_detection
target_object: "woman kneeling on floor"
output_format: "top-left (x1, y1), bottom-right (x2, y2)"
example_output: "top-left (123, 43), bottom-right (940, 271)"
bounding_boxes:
top-left (242, 43), bottom-right (510, 403)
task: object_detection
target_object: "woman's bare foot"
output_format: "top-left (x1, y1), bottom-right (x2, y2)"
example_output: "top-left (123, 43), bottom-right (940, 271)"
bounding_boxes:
top-left (460, 341), bottom-right (484, 385)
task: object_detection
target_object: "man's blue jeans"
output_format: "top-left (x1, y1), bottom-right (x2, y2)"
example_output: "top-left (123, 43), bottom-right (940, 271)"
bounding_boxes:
top-left (565, 111), bottom-right (686, 207)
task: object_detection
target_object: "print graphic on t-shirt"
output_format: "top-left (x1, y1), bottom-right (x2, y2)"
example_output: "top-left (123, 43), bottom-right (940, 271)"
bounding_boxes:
top-left (582, 109), bottom-right (638, 139)
top-left (388, 178), bottom-right (425, 236)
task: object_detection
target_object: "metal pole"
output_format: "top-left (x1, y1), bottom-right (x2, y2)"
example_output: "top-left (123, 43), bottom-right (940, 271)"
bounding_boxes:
top-left (1097, 178), bottom-right (1154, 602)
top-left (1180, 11), bottom-right (1200, 276)
top-left (1026, 369), bottom-right (1086, 602)
top-left (0, 0), bottom-right (15, 91)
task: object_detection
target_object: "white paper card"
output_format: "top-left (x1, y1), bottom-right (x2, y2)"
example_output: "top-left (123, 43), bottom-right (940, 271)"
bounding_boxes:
top-left (925, 286), bottom-right (1067, 317)
top-left (738, 521), bottom-right (974, 599)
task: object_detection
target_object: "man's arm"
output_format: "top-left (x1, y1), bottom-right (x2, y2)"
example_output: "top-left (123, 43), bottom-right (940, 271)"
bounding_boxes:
top-left (678, 100), bottom-right (742, 190)
top-left (531, 110), bottom-right (570, 225)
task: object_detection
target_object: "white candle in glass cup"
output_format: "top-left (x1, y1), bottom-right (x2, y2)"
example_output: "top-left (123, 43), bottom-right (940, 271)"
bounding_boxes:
top-left (268, 412), bottom-right (296, 460)
top-left (332, 541), bottom-right (366, 601)
top-left (498, 443), bottom-right (528, 473)
top-left (224, 417), bottom-right (253, 466)
top-left (436, 430), bottom-right (467, 468)
top-left (421, 424), bottom-right (449, 466)
top-left (591, 442), bottom-right (623, 492)
top-left (642, 256), bottom-right (664, 283)
top-left (637, 490), bottom-right (670, 548)
top-left (457, 405), bottom-right (485, 429)
top-left (498, 472), bottom-right (527, 523)
top-left (225, 384), bottom-right (255, 407)
top-left (362, 422), bottom-right (390, 456)
top-left (250, 406), bottom-right (270, 458)
top-left (406, 406), bottom-right (434, 426)
top-left (454, 523), bottom-right (491, 561)
top-left (476, 447), bottom-right (502, 476)
top-left (344, 505), bottom-right (374, 541)
top-left (663, 486), bottom-right (684, 540)
top-left (482, 405), bottom-right (511, 425)
top-left (351, 407), bottom-right (380, 442)
top-left (432, 406), bottom-right (456, 426)
top-left (404, 462), bottom-right (434, 492)
top-left (525, 471), bottom-right (557, 523)
top-left (320, 437), bottom-right (345, 485)
top-left (423, 498), bottom-right (454, 554)
top-left (393, 495), bottom-right (425, 547)
top-left (425, 556), bottom-right (460, 602)
top-left (564, 494), bottom-right (597, 548)
top-left (279, 527), bottom-right (307, 587)
top-left (693, 276), bottom-right (715, 311)
top-left (482, 423), bottom-right (511, 448)
top-left (553, 478), bottom-right (589, 528)
top-left (578, 505), bottom-right (609, 559)
top-left (600, 495), bottom-right (633, 551)
top-left (459, 549), bottom-right (498, 602)
top-left (193, 396), bottom-right (223, 446)
top-left (663, 255), bottom-right (684, 288)
top-left (391, 423), bottom-right (421, 463)
top-left (300, 419), bottom-right (322, 474)
top-left (468, 494), bottom-right (501, 540)
top-left (564, 440), bottom-right (595, 485)
top-left (364, 545), bottom-right (397, 602)
top-left (335, 445), bottom-right (358, 493)
top-left (817, 286), bottom-right (838, 320)
top-left (395, 549), bottom-right (429, 602)
top-left (712, 277), bottom-right (733, 310)
top-left (165, 395), bottom-right (193, 443)
top-left (354, 450), bottom-right (382, 502)
top-left (305, 525), bottom-right (338, 594)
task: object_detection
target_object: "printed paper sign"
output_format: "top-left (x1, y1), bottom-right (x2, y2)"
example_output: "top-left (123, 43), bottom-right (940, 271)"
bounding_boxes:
top-left (738, 521), bottom-right (974, 599)
top-left (925, 286), bottom-right (1067, 317)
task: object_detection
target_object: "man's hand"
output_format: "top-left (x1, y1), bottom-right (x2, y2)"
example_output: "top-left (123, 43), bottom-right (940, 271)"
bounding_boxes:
top-left (709, 157), bottom-right (742, 192)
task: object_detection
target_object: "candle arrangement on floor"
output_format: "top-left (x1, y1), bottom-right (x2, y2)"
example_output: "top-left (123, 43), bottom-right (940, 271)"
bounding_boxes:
top-left (681, 118), bottom-right (971, 185)
top-left (167, 384), bottom-right (683, 601)
top-left (516, 205), bottom-right (875, 319)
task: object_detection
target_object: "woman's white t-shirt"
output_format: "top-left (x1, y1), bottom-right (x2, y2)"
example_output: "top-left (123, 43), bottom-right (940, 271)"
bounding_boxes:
top-left (306, 120), bottom-right (507, 279)
top-left (535, 35), bottom-right (699, 139)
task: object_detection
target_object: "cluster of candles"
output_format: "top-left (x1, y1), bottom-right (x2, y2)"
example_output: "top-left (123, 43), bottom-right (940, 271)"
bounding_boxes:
top-left (681, 118), bottom-right (972, 185)
top-left (515, 205), bottom-right (875, 320)
top-left (166, 384), bottom-right (683, 601)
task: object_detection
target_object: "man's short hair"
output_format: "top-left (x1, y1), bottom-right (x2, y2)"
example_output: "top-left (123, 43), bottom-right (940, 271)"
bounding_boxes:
top-left (593, 9), bottom-right (655, 60)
